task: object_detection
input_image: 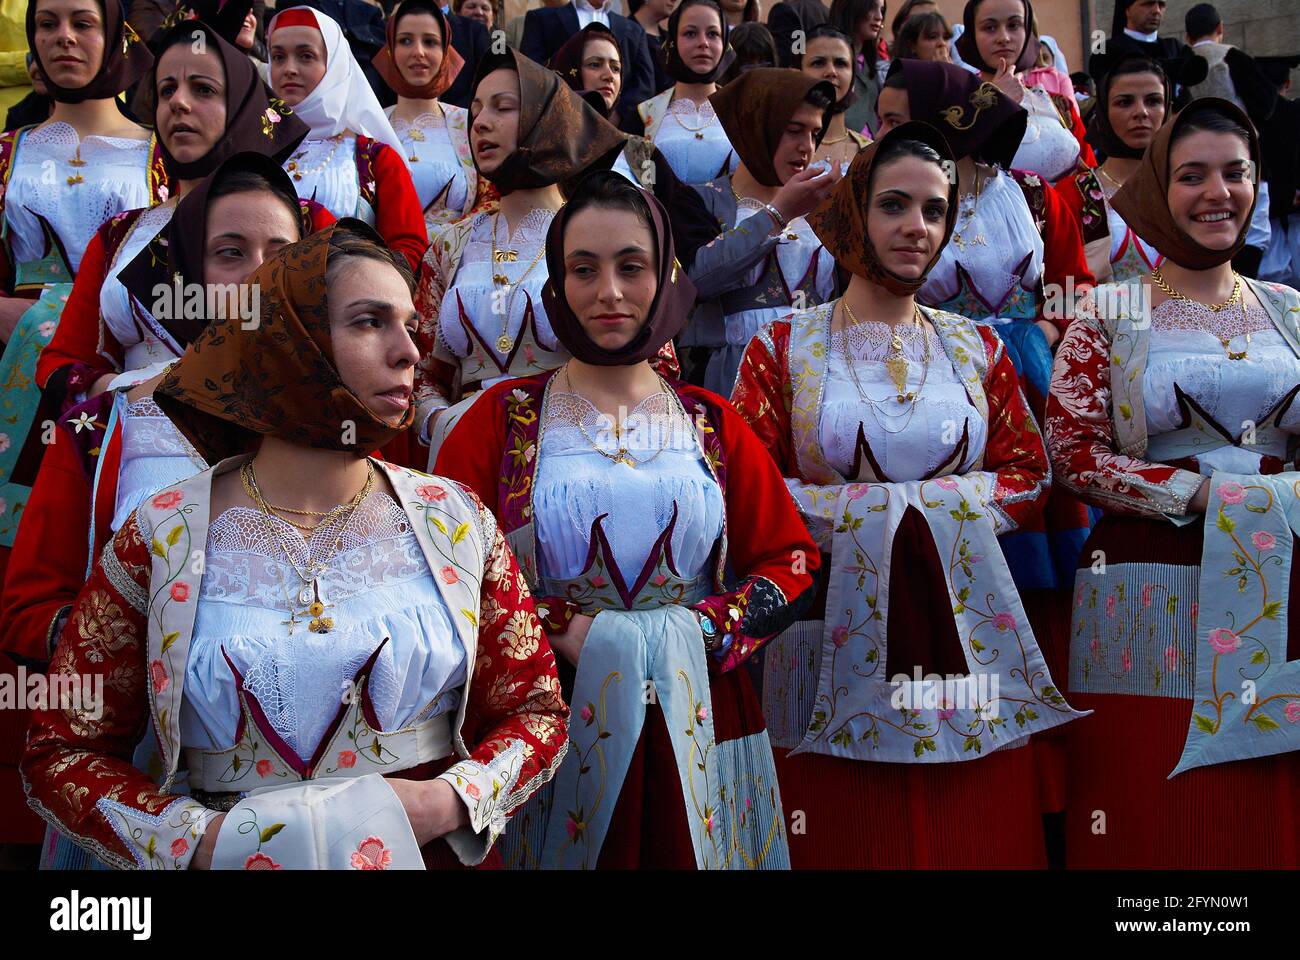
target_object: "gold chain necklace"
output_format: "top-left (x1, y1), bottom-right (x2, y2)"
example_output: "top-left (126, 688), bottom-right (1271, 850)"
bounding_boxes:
top-left (562, 364), bottom-right (672, 469)
top-left (1150, 266), bottom-right (1251, 360)
top-left (1096, 164), bottom-right (1125, 191)
top-left (839, 299), bottom-right (932, 435)
top-left (285, 133), bottom-right (347, 182)
top-left (240, 460), bottom-right (376, 634)
top-left (490, 212), bottom-right (547, 354)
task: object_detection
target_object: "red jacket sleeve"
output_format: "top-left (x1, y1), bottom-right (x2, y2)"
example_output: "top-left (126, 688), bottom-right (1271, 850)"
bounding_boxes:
top-left (432, 378), bottom-right (514, 516)
top-left (35, 225), bottom-right (120, 391)
top-left (1038, 181), bottom-right (1094, 334)
top-left (727, 320), bottom-right (795, 475)
top-left (371, 143), bottom-right (430, 273)
top-left (0, 428), bottom-right (90, 660)
top-left (977, 325), bottom-right (1052, 532)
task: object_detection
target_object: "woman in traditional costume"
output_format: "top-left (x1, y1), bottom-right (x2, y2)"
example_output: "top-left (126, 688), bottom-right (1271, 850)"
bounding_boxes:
top-left (798, 25), bottom-right (871, 176)
top-left (373, 0), bottom-right (482, 248)
top-left (1055, 55), bottom-right (1168, 284)
top-left (731, 121), bottom-right (1083, 868)
top-left (267, 5), bottom-right (426, 272)
top-left (436, 171), bottom-right (817, 868)
top-left (954, 0), bottom-right (1094, 182)
top-left (688, 67), bottom-right (841, 396)
top-left (1046, 98), bottom-right (1300, 868)
top-left (411, 48), bottom-right (628, 463)
top-left (635, 0), bottom-right (737, 187)
top-left (0, 0), bottom-right (165, 571)
top-left (547, 21), bottom-right (721, 269)
top-left (21, 220), bottom-right (568, 870)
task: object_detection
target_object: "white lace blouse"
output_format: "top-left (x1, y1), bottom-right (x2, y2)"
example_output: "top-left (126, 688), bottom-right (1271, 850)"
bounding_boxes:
top-left (390, 109), bottom-right (469, 227)
top-left (819, 320), bottom-right (987, 481)
top-left (1143, 299), bottom-right (1300, 474)
top-left (4, 122), bottom-right (153, 275)
top-left (532, 390), bottom-right (724, 586)
top-left (1010, 85), bottom-right (1080, 183)
top-left (180, 491), bottom-right (467, 761)
top-left (284, 134), bottom-right (373, 225)
top-left (651, 97), bottom-right (737, 186)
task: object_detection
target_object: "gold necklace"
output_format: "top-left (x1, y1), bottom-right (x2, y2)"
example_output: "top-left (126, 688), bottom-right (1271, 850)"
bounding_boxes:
top-left (241, 460), bottom-right (376, 634)
top-left (562, 365), bottom-right (672, 469)
top-left (285, 134), bottom-right (347, 182)
top-left (1150, 267), bottom-right (1251, 360)
top-left (839, 299), bottom-right (932, 435)
top-left (490, 212), bottom-right (548, 354)
top-left (1096, 164), bottom-right (1125, 191)
top-left (951, 166), bottom-right (988, 251)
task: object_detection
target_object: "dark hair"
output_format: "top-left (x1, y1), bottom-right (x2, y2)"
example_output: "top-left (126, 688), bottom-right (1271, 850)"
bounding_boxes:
top-left (392, 0), bottom-right (447, 40)
top-left (890, 0), bottom-right (934, 39)
top-left (874, 136), bottom-right (944, 171)
top-left (559, 171), bottom-right (656, 259)
top-left (830, 0), bottom-right (886, 64)
top-left (208, 167), bottom-right (303, 234)
top-left (1169, 101), bottom-right (1253, 153)
top-left (719, 22), bottom-right (776, 83)
top-left (326, 226), bottom-right (416, 294)
top-left (796, 24), bottom-right (854, 66)
top-left (1184, 2), bottom-right (1221, 41)
top-left (804, 84), bottom-right (836, 111)
top-left (672, 0), bottom-right (725, 41)
top-left (894, 11), bottom-right (950, 59)
top-left (1105, 55), bottom-right (1167, 94)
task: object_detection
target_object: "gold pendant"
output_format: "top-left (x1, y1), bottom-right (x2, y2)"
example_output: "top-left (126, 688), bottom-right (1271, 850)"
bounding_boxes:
top-left (409, 130), bottom-right (426, 142)
top-left (1228, 349), bottom-right (1247, 361)
top-left (694, 131), bottom-right (704, 140)
top-left (68, 157), bottom-right (86, 168)
top-left (885, 355), bottom-right (911, 397)
top-left (497, 334), bottom-right (514, 353)
top-left (615, 453), bottom-right (637, 468)
top-left (66, 175), bottom-right (83, 186)
top-left (309, 616), bottom-right (335, 634)
top-left (493, 273), bottom-right (510, 286)
top-left (493, 249), bottom-right (518, 263)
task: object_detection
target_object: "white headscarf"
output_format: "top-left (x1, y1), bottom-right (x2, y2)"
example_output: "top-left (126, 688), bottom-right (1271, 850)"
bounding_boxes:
top-left (268, 6), bottom-right (405, 158)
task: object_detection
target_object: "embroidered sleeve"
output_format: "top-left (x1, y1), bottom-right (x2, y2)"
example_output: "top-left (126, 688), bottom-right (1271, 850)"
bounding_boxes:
top-left (970, 326), bottom-right (1052, 533)
top-left (692, 574), bottom-right (818, 673)
top-left (1045, 310), bottom-right (1204, 516)
top-left (436, 510), bottom-right (568, 866)
top-left (413, 249), bottom-right (462, 440)
top-left (20, 515), bottom-right (219, 870)
top-left (729, 320), bottom-right (794, 475)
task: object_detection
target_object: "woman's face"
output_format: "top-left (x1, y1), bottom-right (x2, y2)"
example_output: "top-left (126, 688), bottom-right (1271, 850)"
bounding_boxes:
top-left (973, 0), bottom-right (1026, 72)
top-left (156, 45), bottom-right (227, 165)
top-left (1166, 128), bottom-right (1254, 252)
top-left (236, 10), bottom-right (258, 50)
top-left (461, 0), bottom-right (494, 30)
top-left (393, 11), bottom-right (445, 88)
top-left (1107, 71), bottom-right (1165, 152)
top-left (917, 24), bottom-right (951, 61)
top-left (802, 36), bottom-right (853, 103)
top-left (867, 154), bottom-right (950, 278)
top-left (269, 25), bottom-right (327, 106)
top-left (772, 101), bottom-right (825, 183)
top-left (328, 257), bottom-right (421, 426)
top-left (563, 205), bottom-right (658, 352)
top-left (874, 85), bottom-right (908, 134)
top-left (581, 36), bottom-right (622, 110)
top-left (676, 4), bottom-right (724, 75)
top-left (202, 190), bottom-right (301, 315)
top-left (32, 0), bottom-right (106, 90)
top-left (470, 68), bottom-right (520, 175)
top-left (858, 1), bottom-right (885, 45)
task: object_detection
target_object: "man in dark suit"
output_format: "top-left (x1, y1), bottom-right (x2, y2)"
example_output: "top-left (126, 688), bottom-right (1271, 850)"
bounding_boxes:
top-left (520, 0), bottom-right (655, 126)
top-left (442, 9), bottom-right (492, 108)
top-left (766, 0), bottom-right (829, 68)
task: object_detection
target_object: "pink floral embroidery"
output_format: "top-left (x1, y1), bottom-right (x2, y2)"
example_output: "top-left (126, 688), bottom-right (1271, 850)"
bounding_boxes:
top-left (1163, 645), bottom-right (1178, 673)
top-left (1251, 531), bottom-right (1277, 552)
top-left (338, 750), bottom-right (357, 768)
top-left (1089, 638), bottom-right (1100, 656)
top-left (1141, 583), bottom-right (1154, 608)
top-left (256, 759), bottom-right (273, 778)
top-left (1208, 628), bottom-right (1241, 655)
top-left (651, 574), bottom-right (668, 587)
top-left (696, 705), bottom-right (709, 723)
top-left (579, 704), bottom-right (594, 724)
top-left (152, 490), bottom-right (183, 510)
top-left (1191, 601), bottom-right (1199, 626)
top-left (832, 625), bottom-right (850, 648)
top-left (416, 483), bottom-right (448, 502)
top-left (934, 477), bottom-right (959, 490)
top-left (170, 582), bottom-right (190, 603)
top-left (1105, 595), bottom-right (1117, 618)
top-left (589, 575), bottom-right (607, 588)
top-left (846, 484), bottom-right (868, 500)
top-left (938, 700), bottom-right (957, 721)
top-left (150, 660), bottom-right (169, 694)
top-left (171, 838), bottom-right (188, 857)
top-left (1217, 481), bottom-right (1246, 505)
top-left (1286, 702), bottom-right (1300, 724)
top-left (350, 836), bottom-right (393, 870)
top-left (1121, 647), bottom-right (1132, 673)
top-left (991, 611), bottom-right (1016, 632)
top-left (440, 565), bottom-right (459, 584)
top-left (465, 782), bottom-right (481, 800)
top-left (244, 852), bottom-right (281, 870)
top-left (565, 815), bottom-right (580, 840)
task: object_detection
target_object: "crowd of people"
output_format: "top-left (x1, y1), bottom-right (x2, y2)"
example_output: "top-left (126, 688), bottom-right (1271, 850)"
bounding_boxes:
top-left (0, 0), bottom-right (1298, 872)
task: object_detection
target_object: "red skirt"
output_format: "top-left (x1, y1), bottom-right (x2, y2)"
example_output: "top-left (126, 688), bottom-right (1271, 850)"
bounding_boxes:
top-left (1063, 513), bottom-right (1300, 868)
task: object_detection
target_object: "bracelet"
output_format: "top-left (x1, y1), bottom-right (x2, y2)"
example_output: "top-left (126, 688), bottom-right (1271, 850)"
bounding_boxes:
top-left (763, 203), bottom-right (787, 231)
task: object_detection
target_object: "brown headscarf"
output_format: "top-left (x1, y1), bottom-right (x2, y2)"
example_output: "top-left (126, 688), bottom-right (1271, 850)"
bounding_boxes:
top-left (372, 0), bottom-right (464, 100)
top-left (955, 0), bottom-right (1039, 75)
top-left (709, 68), bottom-right (836, 187)
top-left (144, 22), bottom-right (308, 181)
top-left (1111, 97), bottom-right (1260, 270)
top-left (548, 22), bottom-right (621, 124)
top-left (117, 152), bottom-right (309, 350)
top-left (887, 58), bottom-right (1026, 169)
top-left (28, 0), bottom-right (153, 103)
top-left (663, 0), bottom-right (735, 85)
top-left (542, 170), bottom-right (696, 366)
top-left (470, 48), bottom-right (627, 196)
top-left (1084, 52), bottom-right (1175, 160)
top-left (808, 120), bottom-right (959, 296)
top-left (154, 220), bottom-right (415, 463)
